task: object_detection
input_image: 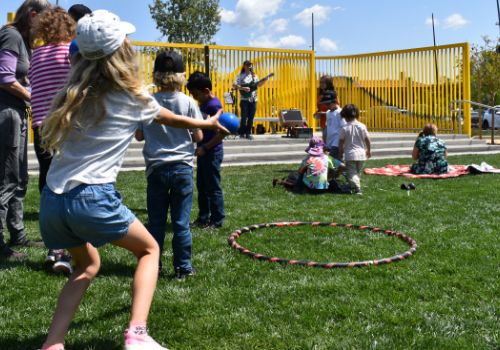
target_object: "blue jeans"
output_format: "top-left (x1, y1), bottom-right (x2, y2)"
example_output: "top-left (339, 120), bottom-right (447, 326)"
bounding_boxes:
top-left (196, 149), bottom-right (224, 225)
top-left (239, 100), bottom-right (257, 137)
top-left (147, 163), bottom-right (193, 271)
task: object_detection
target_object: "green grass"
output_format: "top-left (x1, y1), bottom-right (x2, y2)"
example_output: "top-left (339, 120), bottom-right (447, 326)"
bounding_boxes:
top-left (1, 154), bottom-right (499, 350)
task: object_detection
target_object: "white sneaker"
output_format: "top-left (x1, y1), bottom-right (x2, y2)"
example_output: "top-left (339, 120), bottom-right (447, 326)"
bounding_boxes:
top-left (124, 328), bottom-right (169, 350)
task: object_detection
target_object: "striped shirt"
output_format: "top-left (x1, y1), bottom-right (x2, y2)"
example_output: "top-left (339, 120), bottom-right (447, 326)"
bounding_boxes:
top-left (28, 43), bottom-right (71, 127)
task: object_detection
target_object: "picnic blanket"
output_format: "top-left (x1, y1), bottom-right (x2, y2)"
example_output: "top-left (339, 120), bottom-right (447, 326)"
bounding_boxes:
top-left (364, 162), bottom-right (500, 178)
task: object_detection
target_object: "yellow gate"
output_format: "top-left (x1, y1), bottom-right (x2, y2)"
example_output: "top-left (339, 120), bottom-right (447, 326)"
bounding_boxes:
top-left (133, 42), bottom-right (316, 132)
top-left (316, 43), bottom-right (471, 135)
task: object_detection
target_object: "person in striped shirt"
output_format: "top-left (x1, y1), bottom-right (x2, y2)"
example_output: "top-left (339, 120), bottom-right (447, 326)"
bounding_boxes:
top-left (29, 6), bottom-right (76, 274)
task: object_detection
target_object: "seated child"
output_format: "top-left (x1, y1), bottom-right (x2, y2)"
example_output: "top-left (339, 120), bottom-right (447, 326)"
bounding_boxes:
top-left (273, 136), bottom-right (336, 193)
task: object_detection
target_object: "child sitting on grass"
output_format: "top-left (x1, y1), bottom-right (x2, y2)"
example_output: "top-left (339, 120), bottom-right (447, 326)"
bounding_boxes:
top-left (273, 136), bottom-right (337, 193)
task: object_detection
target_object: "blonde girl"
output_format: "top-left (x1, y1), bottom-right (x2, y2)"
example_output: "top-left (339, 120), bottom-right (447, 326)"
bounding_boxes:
top-left (39, 10), bottom-right (226, 350)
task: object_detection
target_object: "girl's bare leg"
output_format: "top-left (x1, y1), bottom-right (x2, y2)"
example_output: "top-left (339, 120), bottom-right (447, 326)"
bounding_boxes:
top-left (111, 219), bottom-right (160, 323)
top-left (42, 243), bottom-right (101, 348)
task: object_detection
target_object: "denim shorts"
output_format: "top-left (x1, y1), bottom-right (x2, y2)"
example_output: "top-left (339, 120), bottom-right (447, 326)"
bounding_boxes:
top-left (39, 183), bottom-right (135, 249)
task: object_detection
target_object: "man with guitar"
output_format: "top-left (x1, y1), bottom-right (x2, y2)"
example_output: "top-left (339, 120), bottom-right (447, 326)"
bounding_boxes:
top-left (232, 60), bottom-right (273, 139)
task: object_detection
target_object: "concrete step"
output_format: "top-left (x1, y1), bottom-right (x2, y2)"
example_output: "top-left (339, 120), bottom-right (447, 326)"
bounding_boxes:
top-left (26, 132), bottom-right (499, 171)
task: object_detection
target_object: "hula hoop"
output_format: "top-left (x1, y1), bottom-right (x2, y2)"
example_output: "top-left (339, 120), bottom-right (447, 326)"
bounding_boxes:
top-left (227, 222), bottom-right (417, 268)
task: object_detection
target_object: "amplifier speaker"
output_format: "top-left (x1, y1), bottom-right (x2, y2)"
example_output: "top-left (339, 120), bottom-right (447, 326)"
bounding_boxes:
top-left (290, 127), bottom-right (313, 138)
top-left (279, 109), bottom-right (305, 128)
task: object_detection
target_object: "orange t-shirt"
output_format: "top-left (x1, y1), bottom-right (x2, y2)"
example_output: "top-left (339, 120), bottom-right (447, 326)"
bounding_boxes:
top-left (316, 94), bottom-right (328, 128)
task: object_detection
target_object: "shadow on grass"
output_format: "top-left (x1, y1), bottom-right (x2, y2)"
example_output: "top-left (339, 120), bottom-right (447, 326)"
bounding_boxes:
top-left (0, 334), bottom-right (122, 350)
top-left (0, 334), bottom-right (46, 350)
top-left (275, 168), bottom-right (296, 174)
top-left (0, 306), bottom-right (129, 350)
top-left (23, 211), bottom-right (39, 222)
top-left (68, 338), bottom-right (122, 350)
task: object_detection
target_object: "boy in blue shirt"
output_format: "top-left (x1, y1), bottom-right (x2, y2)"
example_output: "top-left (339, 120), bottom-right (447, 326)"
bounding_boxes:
top-left (136, 51), bottom-right (203, 279)
top-left (187, 71), bottom-right (225, 229)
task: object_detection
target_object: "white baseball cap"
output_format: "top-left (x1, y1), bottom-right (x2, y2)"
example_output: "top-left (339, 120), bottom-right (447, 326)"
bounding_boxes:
top-left (76, 10), bottom-right (136, 60)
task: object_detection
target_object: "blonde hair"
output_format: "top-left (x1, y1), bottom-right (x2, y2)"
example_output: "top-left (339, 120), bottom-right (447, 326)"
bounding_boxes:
top-left (32, 6), bottom-right (75, 44)
top-left (42, 40), bottom-right (149, 153)
top-left (153, 71), bottom-right (185, 91)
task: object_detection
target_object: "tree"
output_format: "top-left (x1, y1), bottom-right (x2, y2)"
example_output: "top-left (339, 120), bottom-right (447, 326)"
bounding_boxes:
top-left (471, 37), bottom-right (500, 106)
top-left (149, 0), bottom-right (221, 44)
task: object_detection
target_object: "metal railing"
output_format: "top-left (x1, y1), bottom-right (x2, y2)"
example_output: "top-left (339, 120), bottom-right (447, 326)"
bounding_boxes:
top-left (450, 100), bottom-right (498, 144)
top-left (6, 12), bottom-right (472, 136)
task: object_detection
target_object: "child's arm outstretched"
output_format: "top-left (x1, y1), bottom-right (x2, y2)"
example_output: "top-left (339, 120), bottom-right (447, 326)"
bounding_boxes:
top-left (156, 107), bottom-right (229, 134)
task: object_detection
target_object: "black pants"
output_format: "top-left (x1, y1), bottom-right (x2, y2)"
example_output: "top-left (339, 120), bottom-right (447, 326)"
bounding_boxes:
top-left (33, 126), bottom-right (53, 194)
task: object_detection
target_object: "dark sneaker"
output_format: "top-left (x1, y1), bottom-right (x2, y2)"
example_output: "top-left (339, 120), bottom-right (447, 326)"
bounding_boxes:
top-left (206, 222), bottom-right (223, 230)
top-left (53, 252), bottom-right (73, 275)
top-left (191, 219), bottom-right (209, 228)
top-left (8, 239), bottom-right (45, 248)
top-left (175, 267), bottom-right (196, 281)
top-left (0, 246), bottom-right (27, 261)
top-left (246, 135), bottom-right (254, 140)
top-left (45, 249), bottom-right (60, 268)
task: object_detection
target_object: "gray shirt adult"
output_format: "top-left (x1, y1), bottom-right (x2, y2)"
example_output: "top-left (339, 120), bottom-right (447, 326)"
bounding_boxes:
top-left (0, 26), bottom-right (31, 109)
top-left (140, 91), bottom-right (203, 177)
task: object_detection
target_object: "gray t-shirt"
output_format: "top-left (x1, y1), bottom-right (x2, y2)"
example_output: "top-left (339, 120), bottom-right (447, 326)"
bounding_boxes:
top-left (47, 91), bottom-right (161, 193)
top-left (0, 26), bottom-right (31, 108)
top-left (139, 91), bottom-right (203, 176)
top-left (339, 120), bottom-right (370, 161)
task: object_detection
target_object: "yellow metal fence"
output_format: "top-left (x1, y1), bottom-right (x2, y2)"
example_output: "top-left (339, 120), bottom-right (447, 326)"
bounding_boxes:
top-left (133, 42), bottom-right (316, 132)
top-left (6, 11), bottom-right (471, 136)
top-left (316, 43), bottom-right (471, 135)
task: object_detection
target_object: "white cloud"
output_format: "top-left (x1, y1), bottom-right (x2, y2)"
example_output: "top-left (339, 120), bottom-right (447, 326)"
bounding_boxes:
top-left (271, 18), bottom-right (288, 33)
top-left (220, 8), bottom-right (237, 24)
top-left (279, 35), bottom-right (306, 47)
top-left (220, 0), bottom-right (284, 28)
top-left (248, 35), bottom-right (280, 48)
top-left (294, 4), bottom-right (333, 26)
top-left (443, 13), bottom-right (469, 29)
top-left (248, 34), bottom-right (306, 48)
top-left (425, 17), bottom-right (439, 27)
top-left (319, 38), bottom-right (338, 52)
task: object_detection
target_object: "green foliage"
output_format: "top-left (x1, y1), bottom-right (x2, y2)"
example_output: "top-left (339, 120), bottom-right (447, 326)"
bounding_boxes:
top-left (149, 0), bottom-right (221, 44)
top-left (1, 154), bottom-right (499, 349)
top-left (471, 37), bottom-right (500, 106)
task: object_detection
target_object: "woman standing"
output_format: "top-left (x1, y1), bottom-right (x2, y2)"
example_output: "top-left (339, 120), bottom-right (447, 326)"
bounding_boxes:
top-left (233, 60), bottom-right (269, 140)
top-left (314, 75), bottom-right (335, 141)
top-left (0, 0), bottom-right (51, 260)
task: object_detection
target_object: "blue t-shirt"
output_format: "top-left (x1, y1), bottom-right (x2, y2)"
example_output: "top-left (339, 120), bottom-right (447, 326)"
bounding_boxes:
top-left (198, 96), bottom-right (223, 153)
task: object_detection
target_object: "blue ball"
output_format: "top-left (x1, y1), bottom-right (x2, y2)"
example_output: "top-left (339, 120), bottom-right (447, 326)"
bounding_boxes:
top-left (219, 112), bottom-right (240, 134)
top-left (69, 39), bottom-right (79, 57)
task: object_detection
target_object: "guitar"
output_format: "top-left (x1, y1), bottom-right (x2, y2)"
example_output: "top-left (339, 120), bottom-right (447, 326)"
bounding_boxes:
top-left (239, 73), bottom-right (274, 98)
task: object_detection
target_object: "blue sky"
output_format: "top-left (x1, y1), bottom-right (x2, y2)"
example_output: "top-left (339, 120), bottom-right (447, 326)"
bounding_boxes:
top-left (2, 0), bottom-right (499, 55)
